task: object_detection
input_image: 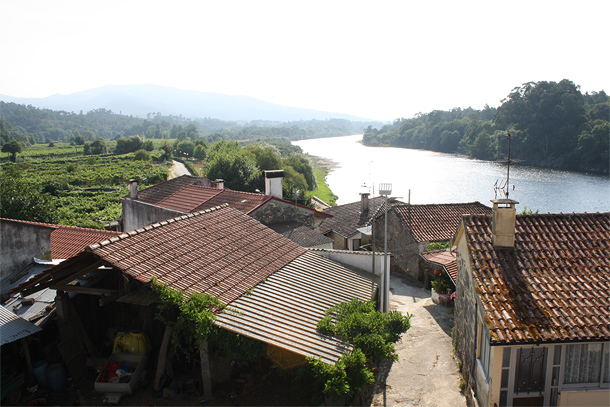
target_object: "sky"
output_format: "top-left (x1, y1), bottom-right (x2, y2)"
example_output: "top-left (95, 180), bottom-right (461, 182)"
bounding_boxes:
top-left (1, 0), bottom-right (609, 121)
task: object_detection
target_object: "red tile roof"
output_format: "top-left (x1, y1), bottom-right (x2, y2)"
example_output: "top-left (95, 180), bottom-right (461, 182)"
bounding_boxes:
top-left (462, 212), bottom-right (610, 345)
top-left (1, 218), bottom-right (120, 260)
top-left (320, 196), bottom-right (386, 237)
top-left (394, 202), bottom-right (491, 242)
top-left (50, 226), bottom-right (120, 259)
top-left (421, 249), bottom-right (457, 283)
top-left (88, 205), bottom-right (307, 305)
top-left (192, 189), bottom-right (271, 214)
top-left (268, 221), bottom-right (334, 247)
top-left (133, 175), bottom-right (213, 205)
top-left (156, 185), bottom-right (223, 213)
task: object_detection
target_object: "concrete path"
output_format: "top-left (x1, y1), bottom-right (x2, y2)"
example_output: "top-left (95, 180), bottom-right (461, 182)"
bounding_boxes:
top-left (370, 274), bottom-right (466, 407)
top-left (168, 160), bottom-right (190, 179)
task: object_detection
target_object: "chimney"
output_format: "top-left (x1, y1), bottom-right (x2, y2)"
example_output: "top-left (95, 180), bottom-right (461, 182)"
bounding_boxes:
top-left (491, 198), bottom-right (518, 248)
top-left (215, 179), bottom-right (224, 190)
top-left (128, 179), bottom-right (138, 199)
top-left (264, 170), bottom-right (284, 199)
top-left (360, 192), bottom-right (370, 213)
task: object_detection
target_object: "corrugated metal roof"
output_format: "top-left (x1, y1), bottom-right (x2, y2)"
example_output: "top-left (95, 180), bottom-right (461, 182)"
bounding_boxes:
top-left (2, 261), bottom-right (104, 326)
top-left (0, 305), bottom-right (42, 345)
top-left (214, 251), bottom-right (379, 365)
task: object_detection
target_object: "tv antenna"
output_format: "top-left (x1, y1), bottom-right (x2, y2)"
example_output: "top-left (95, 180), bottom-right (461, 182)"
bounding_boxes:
top-left (494, 133), bottom-right (523, 199)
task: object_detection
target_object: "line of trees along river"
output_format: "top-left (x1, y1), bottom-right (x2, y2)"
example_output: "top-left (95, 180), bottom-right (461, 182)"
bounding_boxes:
top-left (362, 80), bottom-right (608, 175)
top-left (294, 134), bottom-right (609, 214)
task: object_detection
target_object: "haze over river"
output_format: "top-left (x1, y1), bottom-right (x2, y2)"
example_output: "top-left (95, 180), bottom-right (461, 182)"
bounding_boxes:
top-left (294, 134), bottom-right (610, 214)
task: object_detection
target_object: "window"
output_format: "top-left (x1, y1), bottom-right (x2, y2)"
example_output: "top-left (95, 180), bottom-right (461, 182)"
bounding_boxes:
top-left (564, 342), bottom-right (610, 387)
top-left (478, 322), bottom-right (491, 380)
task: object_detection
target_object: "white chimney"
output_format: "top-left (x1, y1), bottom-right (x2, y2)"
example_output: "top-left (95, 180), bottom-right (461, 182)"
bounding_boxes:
top-left (129, 179), bottom-right (138, 199)
top-left (491, 198), bottom-right (518, 248)
top-left (264, 170), bottom-right (284, 199)
top-left (360, 192), bottom-right (370, 213)
top-left (215, 179), bottom-right (224, 190)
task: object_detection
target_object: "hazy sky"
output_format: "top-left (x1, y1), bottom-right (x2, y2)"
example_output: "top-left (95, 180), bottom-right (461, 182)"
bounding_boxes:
top-left (1, 0), bottom-right (608, 121)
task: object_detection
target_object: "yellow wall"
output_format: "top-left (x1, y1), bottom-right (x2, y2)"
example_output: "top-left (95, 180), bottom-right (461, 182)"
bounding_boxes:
top-left (558, 389), bottom-right (610, 406)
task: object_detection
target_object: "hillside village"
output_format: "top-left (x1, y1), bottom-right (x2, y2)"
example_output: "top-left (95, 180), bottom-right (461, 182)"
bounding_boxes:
top-left (1, 168), bottom-right (609, 407)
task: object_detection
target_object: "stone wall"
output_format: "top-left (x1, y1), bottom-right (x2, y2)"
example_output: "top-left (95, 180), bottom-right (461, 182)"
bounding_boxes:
top-left (372, 209), bottom-right (421, 281)
top-left (326, 231), bottom-right (347, 250)
top-left (250, 200), bottom-right (315, 227)
top-left (0, 219), bottom-right (54, 278)
top-left (454, 232), bottom-right (481, 402)
top-left (122, 198), bottom-right (185, 232)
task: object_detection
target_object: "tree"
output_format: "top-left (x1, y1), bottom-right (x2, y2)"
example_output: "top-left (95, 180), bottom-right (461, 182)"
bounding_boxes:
top-left (175, 141), bottom-right (195, 158)
top-left (194, 145), bottom-right (206, 160)
top-left (577, 122), bottom-right (609, 174)
top-left (84, 137), bottom-right (107, 155)
top-left (116, 136), bottom-right (143, 154)
top-left (134, 149), bottom-right (151, 161)
top-left (283, 154), bottom-right (317, 190)
top-left (0, 175), bottom-right (57, 223)
top-left (204, 151), bottom-right (259, 191)
top-left (245, 142), bottom-right (282, 170)
top-left (143, 140), bottom-right (155, 151)
top-left (2, 140), bottom-right (22, 162)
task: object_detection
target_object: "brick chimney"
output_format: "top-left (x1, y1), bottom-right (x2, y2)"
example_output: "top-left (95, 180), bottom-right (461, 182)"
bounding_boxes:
top-left (360, 192), bottom-right (370, 213)
top-left (214, 179), bottom-right (224, 190)
top-left (491, 198), bottom-right (518, 248)
top-left (128, 179), bottom-right (138, 199)
top-left (264, 170), bottom-right (284, 199)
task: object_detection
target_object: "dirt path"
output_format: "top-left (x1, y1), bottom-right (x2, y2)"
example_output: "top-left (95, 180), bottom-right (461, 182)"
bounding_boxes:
top-left (371, 274), bottom-right (466, 407)
top-left (168, 160), bottom-right (190, 179)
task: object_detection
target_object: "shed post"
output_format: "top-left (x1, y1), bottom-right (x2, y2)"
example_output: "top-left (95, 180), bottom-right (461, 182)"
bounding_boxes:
top-left (199, 340), bottom-right (213, 397)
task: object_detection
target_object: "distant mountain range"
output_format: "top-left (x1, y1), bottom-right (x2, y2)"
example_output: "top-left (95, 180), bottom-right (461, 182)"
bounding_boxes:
top-left (0, 85), bottom-right (371, 122)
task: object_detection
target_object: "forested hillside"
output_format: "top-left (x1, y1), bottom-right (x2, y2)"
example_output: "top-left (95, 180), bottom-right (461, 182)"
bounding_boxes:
top-left (0, 102), bottom-right (376, 147)
top-left (363, 80), bottom-right (609, 174)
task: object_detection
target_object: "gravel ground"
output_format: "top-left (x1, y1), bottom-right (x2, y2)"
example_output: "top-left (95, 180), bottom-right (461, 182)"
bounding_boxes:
top-left (370, 274), bottom-right (466, 407)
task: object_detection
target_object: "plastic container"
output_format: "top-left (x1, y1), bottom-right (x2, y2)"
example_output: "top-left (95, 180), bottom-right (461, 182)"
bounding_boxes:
top-left (33, 360), bottom-right (49, 388)
top-left (46, 363), bottom-right (67, 392)
top-left (113, 331), bottom-right (151, 354)
top-left (95, 352), bottom-right (148, 395)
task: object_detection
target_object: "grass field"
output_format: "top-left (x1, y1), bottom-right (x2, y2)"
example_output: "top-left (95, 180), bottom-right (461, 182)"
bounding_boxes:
top-left (310, 166), bottom-right (338, 206)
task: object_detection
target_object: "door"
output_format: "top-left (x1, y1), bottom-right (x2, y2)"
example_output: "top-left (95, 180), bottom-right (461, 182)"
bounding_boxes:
top-left (511, 347), bottom-right (547, 406)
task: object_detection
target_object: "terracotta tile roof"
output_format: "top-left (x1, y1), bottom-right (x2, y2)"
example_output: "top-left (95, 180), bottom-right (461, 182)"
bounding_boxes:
top-left (394, 202), bottom-right (491, 242)
top-left (421, 249), bottom-right (457, 283)
top-left (133, 175), bottom-right (211, 205)
top-left (462, 212), bottom-right (610, 345)
top-left (155, 185), bottom-right (223, 213)
top-left (0, 217), bottom-right (120, 260)
top-left (320, 196), bottom-right (386, 237)
top-left (192, 189), bottom-right (271, 214)
top-left (268, 221), bottom-right (334, 247)
top-left (88, 205), bottom-right (307, 305)
top-left (50, 226), bottom-right (120, 259)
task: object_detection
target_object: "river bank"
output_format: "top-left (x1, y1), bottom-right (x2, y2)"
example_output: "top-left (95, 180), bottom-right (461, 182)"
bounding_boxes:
top-left (306, 154), bottom-right (340, 206)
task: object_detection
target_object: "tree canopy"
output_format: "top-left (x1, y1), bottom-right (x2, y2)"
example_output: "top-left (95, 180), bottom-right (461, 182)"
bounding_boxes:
top-left (363, 80), bottom-right (609, 174)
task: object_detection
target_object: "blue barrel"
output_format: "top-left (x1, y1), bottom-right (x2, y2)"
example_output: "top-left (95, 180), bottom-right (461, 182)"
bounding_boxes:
top-left (33, 360), bottom-right (49, 388)
top-left (46, 363), bottom-right (67, 392)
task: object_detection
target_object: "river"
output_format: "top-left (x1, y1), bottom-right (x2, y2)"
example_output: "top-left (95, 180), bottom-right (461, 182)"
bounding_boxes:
top-left (294, 134), bottom-right (610, 214)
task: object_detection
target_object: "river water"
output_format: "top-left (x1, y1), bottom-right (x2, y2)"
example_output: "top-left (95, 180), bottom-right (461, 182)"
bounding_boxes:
top-left (294, 134), bottom-right (610, 214)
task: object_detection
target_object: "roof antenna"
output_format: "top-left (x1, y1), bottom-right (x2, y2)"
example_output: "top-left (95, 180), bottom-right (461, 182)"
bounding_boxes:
top-left (494, 133), bottom-right (522, 199)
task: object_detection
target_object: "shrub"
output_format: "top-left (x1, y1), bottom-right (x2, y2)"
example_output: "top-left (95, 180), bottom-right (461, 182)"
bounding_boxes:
top-left (134, 149), bottom-right (150, 161)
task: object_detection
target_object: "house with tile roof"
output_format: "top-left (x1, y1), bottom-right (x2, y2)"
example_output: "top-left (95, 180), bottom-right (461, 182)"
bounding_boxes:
top-left (370, 201), bottom-right (492, 283)
top-left (122, 175), bottom-right (331, 247)
top-left (319, 193), bottom-right (386, 250)
top-left (453, 199), bottom-right (610, 407)
top-left (12, 205), bottom-right (379, 392)
top-left (0, 218), bottom-right (120, 278)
